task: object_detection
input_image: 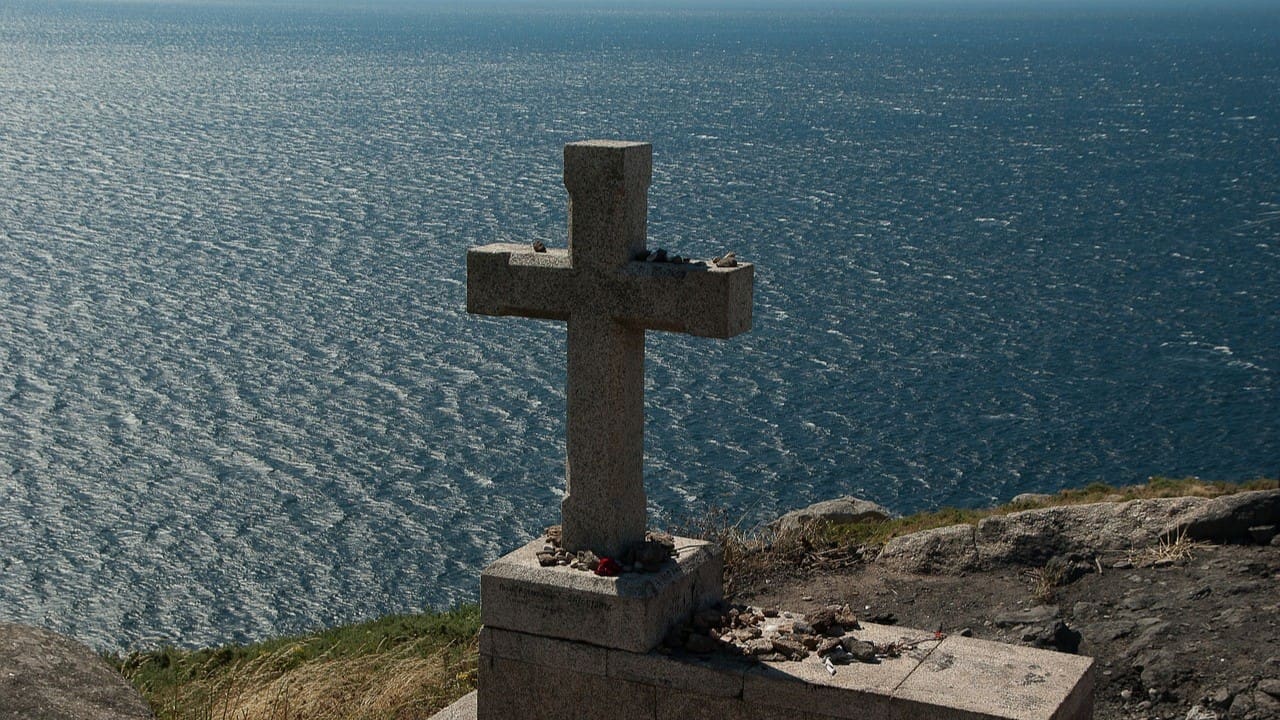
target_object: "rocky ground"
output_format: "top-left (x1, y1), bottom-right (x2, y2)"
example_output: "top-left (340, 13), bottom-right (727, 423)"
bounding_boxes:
top-left (731, 492), bottom-right (1280, 720)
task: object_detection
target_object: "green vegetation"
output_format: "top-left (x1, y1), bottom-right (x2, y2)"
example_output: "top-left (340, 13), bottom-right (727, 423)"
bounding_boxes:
top-left (110, 476), bottom-right (1275, 719)
top-left (111, 606), bottom-right (479, 720)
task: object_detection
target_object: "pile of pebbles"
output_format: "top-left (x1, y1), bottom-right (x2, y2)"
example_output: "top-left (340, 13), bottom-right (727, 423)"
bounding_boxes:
top-left (534, 526), bottom-right (678, 575)
top-left (633, 247), bottom-right (740, 267)
top-left (663, 602), bottom-right (924, 667)
top-left (530, 241), bottom-right (741, 268)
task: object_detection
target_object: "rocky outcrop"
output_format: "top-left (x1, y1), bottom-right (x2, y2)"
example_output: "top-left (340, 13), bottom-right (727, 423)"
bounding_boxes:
top-left (974, 496), bottom-right (1209, 567)
top-left (0, 624), bottom-right (151, 720)
top-left (1161, 489), bottom-right (1280, 545)
top-left (773, 496), bottom-right (891, 535)
top-left (876, 524), bottom-right (980, 574)
top-left (870, 491), bottom-right (1280, 575)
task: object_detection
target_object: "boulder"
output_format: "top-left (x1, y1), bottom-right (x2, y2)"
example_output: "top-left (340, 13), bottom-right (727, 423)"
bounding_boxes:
top-left (0, 624), bottom-right (151, 720)
top-left (974, 497), bottom-right (1208, 567)
top-left (876, 524), bottom-right (979, 574)
top-left (1161, 489), bottom-right (1280, 544)
top-left (772, 496), bottom-right (891, 535)
top-left (1010, 493), bottom-right (1055, 506)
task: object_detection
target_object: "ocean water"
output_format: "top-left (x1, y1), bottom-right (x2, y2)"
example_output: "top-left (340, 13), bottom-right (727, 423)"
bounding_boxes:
top-left (1, 0), bottom-right (1276, 652)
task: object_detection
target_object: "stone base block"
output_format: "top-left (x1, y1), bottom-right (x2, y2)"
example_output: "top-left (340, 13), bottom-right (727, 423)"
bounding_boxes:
top-left (480, 536), bottom-right (722, 653)
top-left (432, 624), bottom-right (1094, 720)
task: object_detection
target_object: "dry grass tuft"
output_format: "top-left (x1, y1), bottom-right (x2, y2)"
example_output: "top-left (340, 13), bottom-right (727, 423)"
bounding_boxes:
top-left (117, 609), bottom-right (479, 720)
top-left (1025, 562), bottom-right (1069, 605)
top-left (209, 638), bottom-right (475, 720)
top-left (674, 506), bottom-right (864, 594)
top-left (1130, 529), bottom-right (1201, 568)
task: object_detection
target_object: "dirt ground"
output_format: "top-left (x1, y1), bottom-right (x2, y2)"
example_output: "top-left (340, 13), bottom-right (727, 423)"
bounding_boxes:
top-left (732, 542), bottom-right (1280, 720)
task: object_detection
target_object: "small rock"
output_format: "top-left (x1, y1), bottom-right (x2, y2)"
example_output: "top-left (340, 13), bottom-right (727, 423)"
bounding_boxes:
top-left (841, 638), bottom-right (879, 664)
top-left (1185, 705), bottom-right (1219, 720)
top-left (635, 540), bottom-right (672, 566)
top-left (825, 648), bottom-right (856, 665)
top-left (816, 637), bottom-right (843, 655)
top-left (713, 252), bottom-right (738, 267)
top-left (1121, 689), bottom-right (1134, 701)
top-left (532, 241), bottom-right (547, 252)
top-left (536, 551), bottom-right (557, 567)
top-left (745, 638), bottom-right (774, 656)
top-left (1258, 678), bottom-right (1280, 698)
top-left (762, 607), bottom-right (780, 618)
top-left (870, 612), bottom-right (897, 625)
top-left (792, 621), bottom-right (814, 635)
top-left (646, 530), bottom-right (676, 548)
top-left (834, 605), bottom-right (860, 629)
top-left (770, 637), bottom-right (809, 660)
top-left (958, 627), bottom-right (974, 637)
top-left (806, 607), bottom-right (837, 634)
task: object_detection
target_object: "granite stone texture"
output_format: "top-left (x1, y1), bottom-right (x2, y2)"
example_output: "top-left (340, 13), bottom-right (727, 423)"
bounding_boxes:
top-left (0, 624), bottom-right (153, 720)
top-left (466, 140), bottom-right (753, 558)
top-left (479, 536), bottom-right (724, 654)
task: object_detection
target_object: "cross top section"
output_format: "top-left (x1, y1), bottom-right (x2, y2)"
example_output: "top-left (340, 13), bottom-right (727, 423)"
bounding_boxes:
top-left (467, 141), bottom-right (753, 559)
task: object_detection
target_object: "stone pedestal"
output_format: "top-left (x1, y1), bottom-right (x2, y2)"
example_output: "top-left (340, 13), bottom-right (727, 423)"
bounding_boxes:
top-left (479, 536), bottom-right (723, 654)
top-left (474, 535), bottom-right (723, 719)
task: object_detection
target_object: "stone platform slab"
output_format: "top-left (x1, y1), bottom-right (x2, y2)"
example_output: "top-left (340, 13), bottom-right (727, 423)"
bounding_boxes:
top-left (480, 536), bottom-right (723, 653)
top-left (431, 622), bottom-right (1094, 720)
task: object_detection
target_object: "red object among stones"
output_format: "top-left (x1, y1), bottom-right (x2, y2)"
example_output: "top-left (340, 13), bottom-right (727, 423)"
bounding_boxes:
top-left (594, 557), bottom-right (621, 576)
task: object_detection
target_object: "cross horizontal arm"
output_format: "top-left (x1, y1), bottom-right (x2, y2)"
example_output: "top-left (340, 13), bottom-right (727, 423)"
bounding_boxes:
top-left (467, 243), bottom-right (575, 321)
top-left (466, 243), bottom-right (754, 338)
top-left (612, 260), bottom-right (753, 338)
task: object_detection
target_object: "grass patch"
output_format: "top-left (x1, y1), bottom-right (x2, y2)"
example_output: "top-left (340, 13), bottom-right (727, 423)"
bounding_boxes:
top-left (111, 606), bottom-right (480, 720)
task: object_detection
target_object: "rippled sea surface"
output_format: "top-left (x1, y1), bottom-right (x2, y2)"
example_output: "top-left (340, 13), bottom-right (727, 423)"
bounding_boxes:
top-left (1, 1), bottom-right (1277, 651)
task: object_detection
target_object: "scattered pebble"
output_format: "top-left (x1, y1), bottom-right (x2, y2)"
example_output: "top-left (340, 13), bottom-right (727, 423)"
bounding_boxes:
top-left (532, 240), bottom-right (547, 252)
top-left (713, 251), bottom-right (738, 267)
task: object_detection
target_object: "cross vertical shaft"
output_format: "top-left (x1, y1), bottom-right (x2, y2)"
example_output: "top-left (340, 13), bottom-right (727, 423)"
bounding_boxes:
top-left (561, 141), bottom-right (652, 556)
top-left (565, 315), bottom-right (646, 556)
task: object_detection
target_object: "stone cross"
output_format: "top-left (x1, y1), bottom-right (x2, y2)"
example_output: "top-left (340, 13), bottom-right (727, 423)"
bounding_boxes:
top-left (466, 140), bottom-right (753, 559)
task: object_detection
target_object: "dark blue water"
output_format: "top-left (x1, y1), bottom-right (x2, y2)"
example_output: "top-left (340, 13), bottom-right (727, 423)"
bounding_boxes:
top-left (1, 1), bottom-right (1276, 651)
